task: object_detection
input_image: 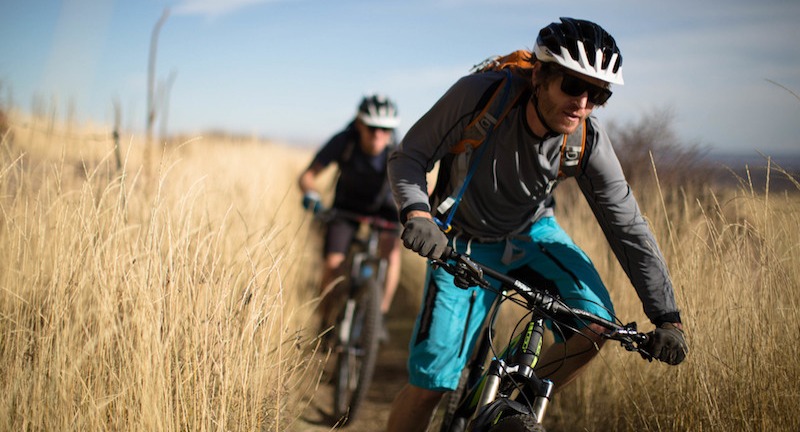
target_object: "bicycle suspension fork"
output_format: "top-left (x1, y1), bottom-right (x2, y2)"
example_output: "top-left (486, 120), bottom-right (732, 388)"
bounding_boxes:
top-left (338, 230), bottom-right (385, 346)
top-left (474, 318), bottom-right (554, 422)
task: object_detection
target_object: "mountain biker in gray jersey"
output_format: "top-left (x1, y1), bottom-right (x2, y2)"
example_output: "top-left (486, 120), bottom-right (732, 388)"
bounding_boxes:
top-left (385, 18), bottom-right (687, 431)
top-left (298, 94), bottom-right (402, 333)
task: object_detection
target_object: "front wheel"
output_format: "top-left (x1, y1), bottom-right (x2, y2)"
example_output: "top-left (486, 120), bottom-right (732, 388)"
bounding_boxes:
top-left (486, 414), bottom-right (545, 432)
top-left (439, 367), bottom-right (470, 432)
top-left (332, 279), bottom-right (382, 425)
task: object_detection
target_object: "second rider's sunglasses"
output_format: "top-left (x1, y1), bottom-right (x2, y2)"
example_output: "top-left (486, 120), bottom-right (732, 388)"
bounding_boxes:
top-left (558, 71), bottom-right (613, 105)
top-left (367, 125), bottom-right (393, 133)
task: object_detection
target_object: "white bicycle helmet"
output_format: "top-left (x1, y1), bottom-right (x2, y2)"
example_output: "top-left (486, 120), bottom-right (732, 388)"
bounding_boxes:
top-left (357, 94), bottom-right (400, 129)
top-left (533, 17), bottom-right (624, 85)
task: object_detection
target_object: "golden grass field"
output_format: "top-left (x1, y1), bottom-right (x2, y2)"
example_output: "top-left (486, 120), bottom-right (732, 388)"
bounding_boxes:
top-left (1, 112), bottom-right (799, 431)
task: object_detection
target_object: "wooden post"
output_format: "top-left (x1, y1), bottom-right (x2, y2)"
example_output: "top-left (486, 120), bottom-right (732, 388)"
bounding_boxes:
top-left (158, 70), bottom-right (177, 146)
top-left (112, 97), bottom-right (127, 221)
top-left (113, 97), bottom-right (122, 172)
top-left (144, 8), bottom-right (170, 182)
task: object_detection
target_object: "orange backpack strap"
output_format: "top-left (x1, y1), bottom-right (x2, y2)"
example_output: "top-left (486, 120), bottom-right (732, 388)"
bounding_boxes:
top-left (558, 119), bottom-right (587, 178)
top-left (435, 69), bottom-right (528, 230)
top-left (471, 49), bottom-right (534, 74)
top-left (451, 75), bottom-right (529, 154)
top-left (450, 49), bottom-right (533, 154)
top-left (433, 51), bottom-right (535, 229)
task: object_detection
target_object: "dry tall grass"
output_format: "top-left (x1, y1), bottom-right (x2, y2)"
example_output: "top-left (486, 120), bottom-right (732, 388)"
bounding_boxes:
top-left (538, 159), bottom-right (800, 431)
top-left (2, 111), bottom-right (799, 431)
top-left (0, 113), bottom-right (326, 431)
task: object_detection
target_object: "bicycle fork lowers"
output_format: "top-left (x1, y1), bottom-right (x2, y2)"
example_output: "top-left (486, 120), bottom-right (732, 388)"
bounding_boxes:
top-left (337, 247), bottom-right (385, 348)
top-left (454, 318), bottom-right (555, 430)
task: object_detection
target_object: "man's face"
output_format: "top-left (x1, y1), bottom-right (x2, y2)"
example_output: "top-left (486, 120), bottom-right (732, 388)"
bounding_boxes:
top-left (532, 65), bottom-right (610, 135)
top-left (356, 120), bottom-right (393, 155)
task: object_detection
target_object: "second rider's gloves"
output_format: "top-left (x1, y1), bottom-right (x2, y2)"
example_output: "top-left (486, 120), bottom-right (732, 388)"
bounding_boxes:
top-left (401, 217), bottom-right (449, 260)
top-left (302, 191), bottom-right (323, 214)
top-left (644, 323), bottom-right (688, 365)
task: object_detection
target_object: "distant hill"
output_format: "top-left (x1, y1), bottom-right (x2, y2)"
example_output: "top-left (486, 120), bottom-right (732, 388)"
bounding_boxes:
top-left (707, 151), bottom-right (800, 193)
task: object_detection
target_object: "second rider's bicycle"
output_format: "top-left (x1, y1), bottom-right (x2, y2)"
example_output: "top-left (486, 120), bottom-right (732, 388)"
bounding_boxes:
top-left (434, 249), bottom-right (655, 432)
top-left (317, 209), bottom-right (399, 426)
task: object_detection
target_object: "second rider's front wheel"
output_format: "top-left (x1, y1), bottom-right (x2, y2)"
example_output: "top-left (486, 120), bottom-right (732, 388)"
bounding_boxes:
top-left (332, 279), bottom-right (382, 426)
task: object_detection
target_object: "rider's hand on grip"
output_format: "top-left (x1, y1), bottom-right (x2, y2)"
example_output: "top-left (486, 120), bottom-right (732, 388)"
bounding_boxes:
top-left (644, 323), bottom-right (687, 365)
top-left (302, 191), bottom-right (323, 214)
top-left (401, 217), bottom-right (448, 260)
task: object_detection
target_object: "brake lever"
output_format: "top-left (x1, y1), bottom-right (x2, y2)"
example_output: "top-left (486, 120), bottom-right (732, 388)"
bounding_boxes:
top-left (607, 323), bottom-right (654, 362)
top-left (457, 254), bottom-right (484, 282)
top-left (637, 331), bottom-right (654, 362)
top-left (430, 253), bottom-right (488, 289)
top-left (614, 337), bottom-right (653, 362)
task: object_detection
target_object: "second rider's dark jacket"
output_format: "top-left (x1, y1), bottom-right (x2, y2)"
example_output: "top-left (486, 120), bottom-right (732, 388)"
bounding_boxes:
top-left (309, 121), bottom-right (397, 217)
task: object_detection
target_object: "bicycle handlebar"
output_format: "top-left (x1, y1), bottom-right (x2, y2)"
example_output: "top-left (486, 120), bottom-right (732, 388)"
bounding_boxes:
top-left (433, 247), bottom-right (653, 360)
top-left (315, 208), bottom-right (401, 232)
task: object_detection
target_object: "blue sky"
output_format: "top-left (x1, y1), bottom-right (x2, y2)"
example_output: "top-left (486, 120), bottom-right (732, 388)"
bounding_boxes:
top-left (2, 0), bottom-right (799, 156)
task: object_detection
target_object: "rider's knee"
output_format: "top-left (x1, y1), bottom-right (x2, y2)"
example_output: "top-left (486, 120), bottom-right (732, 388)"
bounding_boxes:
top-left (564, 323), bottom-right (608, 348)
top-left (324, 253), bottom-right (346, 271)
top-left (585, 323), bottom-right (608, 344)
top-left (406, 384), bottom-right (446, 404)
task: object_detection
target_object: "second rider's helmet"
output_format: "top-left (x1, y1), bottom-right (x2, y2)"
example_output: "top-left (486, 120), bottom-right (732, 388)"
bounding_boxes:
top-left (357, 94), bottom-right (400, 129)
top-left (533, 17), bottom-right (624, 85)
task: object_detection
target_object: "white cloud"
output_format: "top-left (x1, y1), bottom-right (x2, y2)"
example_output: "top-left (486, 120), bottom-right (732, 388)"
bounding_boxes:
top-left (172, 0), bottom-right (288, 17)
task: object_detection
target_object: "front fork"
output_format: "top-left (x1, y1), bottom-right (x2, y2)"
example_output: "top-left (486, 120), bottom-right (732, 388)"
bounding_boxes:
top-left (473, 318), bottom-right (554, 424)
top-left (339, 250), bottom-right (384, 347)
top-left (338, 299), bottom-right (357, 346)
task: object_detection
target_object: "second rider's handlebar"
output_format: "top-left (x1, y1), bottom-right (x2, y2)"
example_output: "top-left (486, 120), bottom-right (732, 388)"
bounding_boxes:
top-left (316, 208), bottom-right (401, 232)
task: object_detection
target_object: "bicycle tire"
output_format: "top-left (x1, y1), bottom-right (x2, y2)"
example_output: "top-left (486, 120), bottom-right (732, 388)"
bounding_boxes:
top-left (333, 279), bottom-right (382, 425)
top-left (439, 368), bottom-right (469, 432)
top-left (486, 414), bottom-right (545, 432)
top-left (441, 298), bottom-right (499, 432)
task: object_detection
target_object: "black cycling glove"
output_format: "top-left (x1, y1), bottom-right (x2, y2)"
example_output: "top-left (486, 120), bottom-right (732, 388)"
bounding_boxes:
top-left (302, 192), bottom-right (323, 214)
top-left (644, 323), bottom-right (688, 365)
top-left (401, 217), bottom-right (449, 260)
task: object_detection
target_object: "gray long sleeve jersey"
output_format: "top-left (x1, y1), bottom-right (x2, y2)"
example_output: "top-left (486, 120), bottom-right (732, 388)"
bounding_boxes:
top-left (388, 71), bottom-right (679, 323)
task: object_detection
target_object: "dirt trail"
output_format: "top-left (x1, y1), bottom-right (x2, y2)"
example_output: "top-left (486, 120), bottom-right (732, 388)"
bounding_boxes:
top-left (295, 317), bottom-right (415, 432)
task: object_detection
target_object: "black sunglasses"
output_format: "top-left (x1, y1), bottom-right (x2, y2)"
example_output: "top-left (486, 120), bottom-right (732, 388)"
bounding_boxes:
top-left (558, 72), bottom-right (613, 105)
top-left (367, 125), bottom-right (393, 133)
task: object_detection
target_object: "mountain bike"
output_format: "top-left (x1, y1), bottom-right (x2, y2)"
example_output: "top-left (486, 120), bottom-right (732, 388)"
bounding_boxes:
top-left (317, 209), bottom-right (399, 426)
top-left (434, 249), bottom-right (654, 432)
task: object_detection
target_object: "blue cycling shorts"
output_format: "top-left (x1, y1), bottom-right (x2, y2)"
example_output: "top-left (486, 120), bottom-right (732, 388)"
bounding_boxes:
top-left (406, 216), bottom-right (615, 391)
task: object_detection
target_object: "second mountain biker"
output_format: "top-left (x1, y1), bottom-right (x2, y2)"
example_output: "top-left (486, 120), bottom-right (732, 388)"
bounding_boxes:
top-left (298, 94), bottom-right (403, 338)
